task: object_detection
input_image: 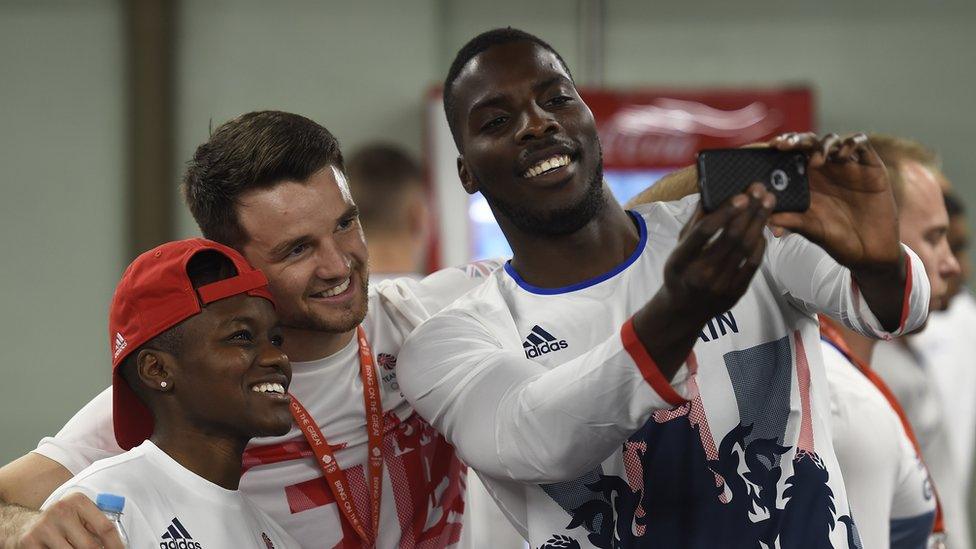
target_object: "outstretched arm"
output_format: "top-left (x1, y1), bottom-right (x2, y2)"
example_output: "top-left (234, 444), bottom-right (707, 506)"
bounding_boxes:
top-left (399, 309), bottom-right (691, 484)
top-left (768, 133), bottom-right (911, 332)
top-left (400, 187), bottom-right (777, 483)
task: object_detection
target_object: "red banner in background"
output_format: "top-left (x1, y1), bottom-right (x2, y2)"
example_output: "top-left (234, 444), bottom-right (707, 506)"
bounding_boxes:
top-left (579, 87), bottom-right (814, 170)
top-left (424, 85), bottom-right (815, 270)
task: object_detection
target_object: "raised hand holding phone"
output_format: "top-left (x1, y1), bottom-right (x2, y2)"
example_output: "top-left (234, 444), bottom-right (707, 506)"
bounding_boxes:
top-left (767, 132), bottom-right (902, 269)
top-left (767, 131), bottom-right (907, 331)
top-left (697, 147), bottom-right (809, 213)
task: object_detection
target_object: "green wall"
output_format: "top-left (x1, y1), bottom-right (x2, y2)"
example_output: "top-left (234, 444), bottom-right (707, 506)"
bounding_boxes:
top-left (0, 0), bottom-right (124, 464)
top-left (2, 0), bottom-right (975, 468)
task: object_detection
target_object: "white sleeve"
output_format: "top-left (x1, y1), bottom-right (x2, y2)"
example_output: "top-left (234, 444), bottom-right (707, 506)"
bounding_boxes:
top-left (374, 259), bottom-right (504, 331)
top-left (765, 232), bottom-right (929, 339)
top-left (33, 387), bottom-right (123, 475)
top-left (398, 311), bottom-right (692, 484)
top-left (40, 481), bottom-right (95, 510)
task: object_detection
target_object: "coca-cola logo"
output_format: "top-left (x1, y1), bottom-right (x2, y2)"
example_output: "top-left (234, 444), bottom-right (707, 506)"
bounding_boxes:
top-left (599, 99), bottom-right (784, 166)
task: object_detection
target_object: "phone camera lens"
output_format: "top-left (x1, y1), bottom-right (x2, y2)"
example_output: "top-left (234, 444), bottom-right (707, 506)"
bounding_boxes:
top-left (771, 169), bottom-right (789, 191)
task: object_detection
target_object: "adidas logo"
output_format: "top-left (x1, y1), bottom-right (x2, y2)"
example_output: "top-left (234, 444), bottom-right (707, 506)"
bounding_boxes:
top-left (159, 517), bottom-right (202, 549)
top-left (522, 325), bottom-right (568, 359)
top-left (113, 332), bottom-right (128, 359)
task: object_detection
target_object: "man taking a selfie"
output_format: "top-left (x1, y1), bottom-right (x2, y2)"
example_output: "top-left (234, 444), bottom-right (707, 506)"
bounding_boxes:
top-left (398, 28), bottom-right (930, 549)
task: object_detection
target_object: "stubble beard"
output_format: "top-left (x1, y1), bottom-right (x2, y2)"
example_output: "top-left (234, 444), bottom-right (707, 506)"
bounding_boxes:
top-left (280, 269), bottom-right (370, 334)
top-left (478, 151), bottom-right (608, 238)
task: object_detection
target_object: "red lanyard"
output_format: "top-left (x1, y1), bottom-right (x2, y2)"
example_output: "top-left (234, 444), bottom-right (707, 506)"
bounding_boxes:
top-left (819, 316), bottom-right (944, 535)
top-left (289, 326), bottom-right (384, 546)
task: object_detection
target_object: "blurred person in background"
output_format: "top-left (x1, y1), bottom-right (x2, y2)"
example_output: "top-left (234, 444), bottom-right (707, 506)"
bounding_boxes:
top-left (623, 133), bottom-right (959, 548)
top-left (908, 189), bottom-right (976, 544)
top-left (817, 134), bottom-right (959, 549)
top-left (865, 136), bottom-right (969, 549)
top-left (346, 143), bottom-right (432, 280)
top-left (0, 111), bottom-right (502, 548)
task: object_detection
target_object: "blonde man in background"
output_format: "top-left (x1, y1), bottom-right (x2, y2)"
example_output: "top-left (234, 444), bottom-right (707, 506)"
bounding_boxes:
top-left (866, 136), bottom-right (968, 549)
top-left (909, 190), bottom-right (976, 502)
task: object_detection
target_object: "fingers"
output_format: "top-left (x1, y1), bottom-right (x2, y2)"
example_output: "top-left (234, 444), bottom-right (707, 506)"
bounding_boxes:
top-left (17, 493), bottom-right (124, 549)
top-left (830, 132), bottom-right (865, 162)
top-left (75, 495), bottom-right (126, 549)
top-left (769, 132), bottom-right (875, 167)
top-left (733, 201), bottom-right (773, 284)
top-left (770, 131), bottom-right (819, 150)
top-left (773, 131), bottom-right (879, 168)
top-left (819, 133), bottom-right (842, 161)
top-left (671, 184), bottom-right (773, 299)
top-left (704, 185), bottom-right (775, 288)
top-left (678, 204), bottom-right (706, 239)
top-left (671, 194), bottom-right (749, 270)
top-left (702, 184), bottom-right (773, 265)
top-left (829, 132), bottom-right (882, 167)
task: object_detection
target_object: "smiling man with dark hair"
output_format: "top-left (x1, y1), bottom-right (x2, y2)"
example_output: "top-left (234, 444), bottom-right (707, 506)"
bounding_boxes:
top-left (0, 111), bottom-right (503, 548)
top-left (398, 28), bottom-right (931, 548)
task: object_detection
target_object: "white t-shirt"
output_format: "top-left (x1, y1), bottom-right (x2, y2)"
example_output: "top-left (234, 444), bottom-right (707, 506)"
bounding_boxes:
top-left (873, 339), bottom-right (971, 549)
top-left (399, 196), bottom-right (930, 549)
top-left (42, 440), bottom-right (300, 549)
top-left (376, 270), bottom-right (529, 549)
top-left (910, 290), bottom-right (976, 490)
top-left (34, 263), bottom-right (501, 549)
top-left (821, 340), bottom-right (935, 549)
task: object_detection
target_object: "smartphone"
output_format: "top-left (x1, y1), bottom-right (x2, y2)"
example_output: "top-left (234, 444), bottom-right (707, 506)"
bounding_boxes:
top-left (697, 148), bottom-right (809, 213)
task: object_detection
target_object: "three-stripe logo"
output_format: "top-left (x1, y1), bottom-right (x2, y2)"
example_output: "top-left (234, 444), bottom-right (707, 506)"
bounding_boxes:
top-left (113, 332), bottom-right (128, 359)
top-left (522, 325), bottom-right (569, 359)
top-left (159, 517), bottom-right (202, 548)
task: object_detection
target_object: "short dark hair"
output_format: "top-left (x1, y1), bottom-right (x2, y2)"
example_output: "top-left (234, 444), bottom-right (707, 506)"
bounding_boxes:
top-left (945, 190), bottom-right (965, 218)
top-left (121, 250), bottom-right (239, 399)
top-left (443, 27), bottom-right (572, 149)
top-left (346, 143), bottom-right (423, 234)
top-left (182, 111), bottom-right (345, 247)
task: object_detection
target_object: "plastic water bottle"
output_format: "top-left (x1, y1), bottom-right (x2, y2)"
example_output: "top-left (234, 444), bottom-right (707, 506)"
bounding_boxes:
top-left (95, 493), bottom-right (129, 546)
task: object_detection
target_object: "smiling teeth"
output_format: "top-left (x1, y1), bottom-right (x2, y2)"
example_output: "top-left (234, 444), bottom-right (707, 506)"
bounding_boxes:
top-left (317, 278), bottom-right (350, 298)
top-left (252, 382), bottom-right (285, 395)
top-left (524, 155), bottom-right (571, 178)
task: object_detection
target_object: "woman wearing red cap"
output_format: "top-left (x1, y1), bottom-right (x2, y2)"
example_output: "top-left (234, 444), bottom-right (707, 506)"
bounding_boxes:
top-left (41, 239), bottom-right (300, 548)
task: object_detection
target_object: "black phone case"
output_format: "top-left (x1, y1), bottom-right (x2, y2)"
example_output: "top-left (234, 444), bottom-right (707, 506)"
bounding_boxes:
top-left (697, 148), bottom-right (810, 213)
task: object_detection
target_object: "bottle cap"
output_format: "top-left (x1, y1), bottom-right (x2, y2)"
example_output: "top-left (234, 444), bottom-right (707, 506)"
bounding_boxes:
top-left (95, 493), bottom-right (125, 514)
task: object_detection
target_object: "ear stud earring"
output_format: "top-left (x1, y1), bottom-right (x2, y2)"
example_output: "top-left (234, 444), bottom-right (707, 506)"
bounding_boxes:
top-left (160, 381), bottom-right (168, 388)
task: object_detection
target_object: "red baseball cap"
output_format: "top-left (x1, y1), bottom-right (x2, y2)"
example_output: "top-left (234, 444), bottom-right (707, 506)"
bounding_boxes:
top-left (109, 238), bottom-right (275, 450)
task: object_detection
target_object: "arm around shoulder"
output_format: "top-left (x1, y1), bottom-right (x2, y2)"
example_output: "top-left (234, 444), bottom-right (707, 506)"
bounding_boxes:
top-left (0, 453), bottom-right (71, 548)
top-left (0, 466), bottom-right (123, 549)
top-left (624, 165), bottom-right (698, 209)
top-left (0, 452), bottom-right (73, 510)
